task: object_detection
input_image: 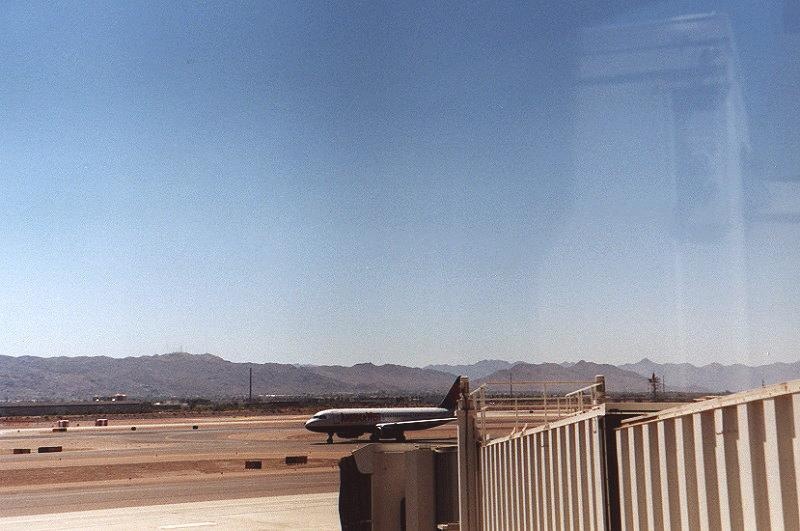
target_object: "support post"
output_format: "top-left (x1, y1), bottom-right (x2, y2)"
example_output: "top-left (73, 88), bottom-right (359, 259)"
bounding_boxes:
top-left (405, 448), bottom-right (435, 530)
top-left (594, 375), bottom-right (605, 405)
top-left (458, 377), bottom-right (480, 531)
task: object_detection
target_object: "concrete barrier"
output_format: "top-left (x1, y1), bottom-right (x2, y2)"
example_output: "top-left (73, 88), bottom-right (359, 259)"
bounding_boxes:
top-left (285, 455), bottom-right (308, 465)
top-left (38, 446), bottom-right (62, 453)
top-left (245, 460), bottom-right (262, 469)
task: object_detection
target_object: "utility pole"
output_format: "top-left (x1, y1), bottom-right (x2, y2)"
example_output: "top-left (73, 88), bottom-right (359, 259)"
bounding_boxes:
top-left (648, 372), bottom-right (661, 401)
top-left (249, 367), bottom-right (253, 402)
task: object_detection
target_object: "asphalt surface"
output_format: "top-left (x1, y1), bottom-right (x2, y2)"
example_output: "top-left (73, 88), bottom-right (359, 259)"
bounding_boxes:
top-left (0, 492), bottom-right (340, 530)
top-left (0, 414), bottom-right (456, 518)
top-left (0, 471), bottom-right (340, 517)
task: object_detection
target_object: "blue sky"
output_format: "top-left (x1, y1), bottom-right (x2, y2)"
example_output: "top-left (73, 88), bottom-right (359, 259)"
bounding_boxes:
top-left (1, 1), bottom-right (797, 366)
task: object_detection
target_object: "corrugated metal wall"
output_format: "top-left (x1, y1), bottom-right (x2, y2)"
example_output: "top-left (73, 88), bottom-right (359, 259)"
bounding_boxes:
top-left (480, 407), bottom-right (610, 531)
top-left (616, 382), bottom-right (800, 531)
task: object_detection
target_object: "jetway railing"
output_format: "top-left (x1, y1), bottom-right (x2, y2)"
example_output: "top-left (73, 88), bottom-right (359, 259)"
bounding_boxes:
top-left (479, 406), bottom-right (614, 531)
top-left (349, 374), bottom-right (800, 530)
top-left (468, 376), bottom-right (605, 442)
top-left (449, 373), bottom-right (800, 531)
top-left (466, 376), bottom-right (800, 531)
top-left (615, 379), bottom-right (800, 531)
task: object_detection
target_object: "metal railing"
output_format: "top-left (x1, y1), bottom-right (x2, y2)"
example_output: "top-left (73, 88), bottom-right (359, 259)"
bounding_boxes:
top-left (468, 375), bottom-right (605, 442)
top-left (479, 406), bottom-right (611, 531)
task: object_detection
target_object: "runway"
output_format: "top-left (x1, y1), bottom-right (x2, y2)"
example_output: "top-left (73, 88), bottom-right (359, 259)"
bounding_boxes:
top-left (0, 413), bottom-right (456, 521)
top-left (0, 470), bottom-right (340, 517)
top-left (0, 492), bottom-right (340, 530)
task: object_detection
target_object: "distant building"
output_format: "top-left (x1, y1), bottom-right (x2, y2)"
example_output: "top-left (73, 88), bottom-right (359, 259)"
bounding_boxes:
top-left (92, 393), bottom-right (128, 402)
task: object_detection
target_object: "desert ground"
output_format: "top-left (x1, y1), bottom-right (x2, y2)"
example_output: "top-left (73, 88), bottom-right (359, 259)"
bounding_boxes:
top-left (0, 413), bottom-right (457, 519)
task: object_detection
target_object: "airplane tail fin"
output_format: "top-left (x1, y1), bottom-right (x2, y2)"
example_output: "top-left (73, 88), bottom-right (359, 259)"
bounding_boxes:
top-left (438, 376), bottom-right (463, 411)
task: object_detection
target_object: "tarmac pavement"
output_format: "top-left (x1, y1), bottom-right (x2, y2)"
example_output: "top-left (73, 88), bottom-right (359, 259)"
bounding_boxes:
top-left (0, 492), bottom-right (340, 530)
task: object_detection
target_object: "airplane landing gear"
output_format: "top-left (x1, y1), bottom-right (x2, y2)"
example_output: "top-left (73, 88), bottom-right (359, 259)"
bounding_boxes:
top-left (326, 433), bottom-right (334, 444)
top-left (395, 433), bottom-right (406, 442)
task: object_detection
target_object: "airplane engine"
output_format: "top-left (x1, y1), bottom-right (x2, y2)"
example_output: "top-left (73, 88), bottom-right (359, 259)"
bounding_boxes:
top-left (374, 426), bottom-right (405, 442)
top-left (336, 431), bottom-right (364, 439)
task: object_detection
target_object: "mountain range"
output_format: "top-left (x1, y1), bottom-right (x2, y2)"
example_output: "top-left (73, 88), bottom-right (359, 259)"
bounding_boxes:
top-left (0, 353), bottom-right (460, 401)
top-left (1, 353), bottom-right (799, 401)
top-left (617, 358), bottom-right (800, 393)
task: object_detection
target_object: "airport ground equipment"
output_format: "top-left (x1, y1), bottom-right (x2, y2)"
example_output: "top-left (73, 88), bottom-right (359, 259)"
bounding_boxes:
top-left (37, 446), bottom-right (62, 453)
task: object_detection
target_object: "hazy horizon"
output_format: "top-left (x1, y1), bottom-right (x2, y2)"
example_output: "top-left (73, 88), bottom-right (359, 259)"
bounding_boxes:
top-left (3, 350), bottom-right (799, 371)
top-left (2, 2), bottom-right (798, 367)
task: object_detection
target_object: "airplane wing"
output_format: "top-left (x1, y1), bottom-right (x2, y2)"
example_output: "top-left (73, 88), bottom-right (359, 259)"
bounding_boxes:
top-left (375, 417), bottom-right (456, 431)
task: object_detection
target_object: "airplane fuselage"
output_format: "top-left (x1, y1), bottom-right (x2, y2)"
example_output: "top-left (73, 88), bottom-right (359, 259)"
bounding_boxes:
top-left (304, 406), bottom-right (453, 440)
top-left (304, 376), bottom-right (462, 443)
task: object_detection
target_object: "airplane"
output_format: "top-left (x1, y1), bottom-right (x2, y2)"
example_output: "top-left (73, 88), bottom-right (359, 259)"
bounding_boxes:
top-left (304, 376), bottom-right (462, 443)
